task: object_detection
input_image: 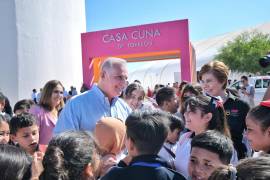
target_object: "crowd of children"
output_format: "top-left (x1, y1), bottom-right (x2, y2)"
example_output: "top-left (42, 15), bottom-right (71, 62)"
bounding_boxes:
top-left (0, 60), bottom-right (270, 179)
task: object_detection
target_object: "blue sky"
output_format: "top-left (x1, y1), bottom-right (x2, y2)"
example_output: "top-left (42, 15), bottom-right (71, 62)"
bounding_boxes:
top-left (85, 0), bottom-right (270, 42)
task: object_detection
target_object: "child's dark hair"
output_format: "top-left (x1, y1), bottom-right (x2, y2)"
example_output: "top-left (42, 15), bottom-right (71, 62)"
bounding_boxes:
top-left (124, 83), bottom-right (145, 99)
top-left (191, 130), bottom-right (233, 164)
top-left (167, 114), bottom-right (184, 132)
top-left (156, 87), bottom-right (176, 106)
top-left (247, 104), bottom-right (270, 132)
top-left (10, 113), bottom-right (37, 135)
top-left (125, 110), bottom-right (169, 155)
top-left (184, 95), bottom-right (231, 137)
top-left (13, 99), bottom-right (35, 113)
top-left (40, 131), bottom-right (98, 180)
top-left (208, 165), bottom-right (237, 180)
top-left (180, 83), bottom-right (203, 113)
top-left (178, 81), bottom-right (188, 94)
top-left (181, 84), bottom-right (201, 101)
top-left (236, 155), bottom-right (270, 179)
top-left (209, 155), bottom-right (270, 180)
top-left (0, 144), bottom-right (31, 180)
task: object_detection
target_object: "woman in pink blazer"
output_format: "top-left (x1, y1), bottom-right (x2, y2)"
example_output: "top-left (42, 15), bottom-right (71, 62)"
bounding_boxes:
top-left (29, 80), bottom-right (65, 147)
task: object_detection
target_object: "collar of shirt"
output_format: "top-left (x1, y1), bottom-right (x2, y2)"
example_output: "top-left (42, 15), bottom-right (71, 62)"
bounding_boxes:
top-left (130, 154), bottom-right (169, 168)
top-left (92, 84), bottom-right (118, 106)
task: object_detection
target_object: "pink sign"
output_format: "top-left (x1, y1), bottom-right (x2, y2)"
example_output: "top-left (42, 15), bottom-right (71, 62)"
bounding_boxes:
top-left (81, 19), bottom-right (193, 87)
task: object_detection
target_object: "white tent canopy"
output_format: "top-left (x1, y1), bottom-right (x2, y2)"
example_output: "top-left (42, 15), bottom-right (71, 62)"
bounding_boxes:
top-left (128, 59), bottom-right (181, 89)
top-left (128, 22), bottom-right (270, 88)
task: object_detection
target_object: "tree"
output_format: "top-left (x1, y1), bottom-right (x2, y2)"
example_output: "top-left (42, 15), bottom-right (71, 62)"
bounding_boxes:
top-left (215, 31), bottom-right (270, 74)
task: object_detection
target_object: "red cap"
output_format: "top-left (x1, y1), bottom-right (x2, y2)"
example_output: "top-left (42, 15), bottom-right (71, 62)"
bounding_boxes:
top-left (260, 100), bottom-right (270, 108)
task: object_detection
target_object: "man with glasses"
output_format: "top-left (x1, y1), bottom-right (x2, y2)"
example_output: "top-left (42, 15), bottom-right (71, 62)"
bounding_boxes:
top-left (54, 57), bottom-right (131, 133)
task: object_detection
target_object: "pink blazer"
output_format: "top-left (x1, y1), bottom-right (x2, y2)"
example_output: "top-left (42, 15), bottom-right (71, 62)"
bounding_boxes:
top-left (29, 105), bottom-right (57, 145)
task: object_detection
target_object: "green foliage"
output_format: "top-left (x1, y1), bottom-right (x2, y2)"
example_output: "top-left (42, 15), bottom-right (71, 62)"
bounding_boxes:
top-left (215, 31), bottom-right (270, 74)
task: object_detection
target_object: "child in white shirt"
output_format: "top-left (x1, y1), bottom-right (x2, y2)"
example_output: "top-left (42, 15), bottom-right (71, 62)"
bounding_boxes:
top-left (158, 114), bottom-right (184, 168)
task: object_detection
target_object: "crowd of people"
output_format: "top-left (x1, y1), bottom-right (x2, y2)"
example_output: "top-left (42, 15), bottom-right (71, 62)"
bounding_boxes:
top-left (0, 57), bottom-right (270, 180)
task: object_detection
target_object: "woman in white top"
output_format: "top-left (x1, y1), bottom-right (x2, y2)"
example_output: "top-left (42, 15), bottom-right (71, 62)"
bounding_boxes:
top-left (174, 95), bottom-right (235, 179)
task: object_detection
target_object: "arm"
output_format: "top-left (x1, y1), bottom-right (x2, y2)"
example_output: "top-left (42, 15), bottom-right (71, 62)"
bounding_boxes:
top-left (98, 154), bottom-right (118, 177)
top-left (241, 87), bottom-right (254, 97)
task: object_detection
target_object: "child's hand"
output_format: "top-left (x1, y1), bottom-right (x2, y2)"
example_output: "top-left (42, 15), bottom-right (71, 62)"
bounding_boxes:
top-left (122, 153), bottom-right (132, 166)
top-left (39, 144), bottom-right (48, 153)
top-left (31, 151), bottom-right (44, 180)
top-left (98, 154), bottom-right (117, 177)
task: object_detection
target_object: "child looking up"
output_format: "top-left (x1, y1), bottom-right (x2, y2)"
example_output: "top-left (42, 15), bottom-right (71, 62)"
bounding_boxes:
top-left (10, 113), bottom-right (39, 156)
top-left (174, 95), bottom-right (235, 179)
top-left (245, 100), bottom-right (270, 154)
top-left (188, 130), bottom-right (234, 180)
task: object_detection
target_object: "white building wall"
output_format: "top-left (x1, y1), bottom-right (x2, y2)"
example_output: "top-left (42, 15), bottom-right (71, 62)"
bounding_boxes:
top-left (0, 0), bottom-right (18, 106)
top-left (0, 0), bottom-right (85, 106)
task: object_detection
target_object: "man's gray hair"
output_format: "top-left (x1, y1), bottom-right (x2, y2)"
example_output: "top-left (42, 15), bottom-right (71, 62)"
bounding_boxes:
top-left (101, 57), bottom-right (127, 71)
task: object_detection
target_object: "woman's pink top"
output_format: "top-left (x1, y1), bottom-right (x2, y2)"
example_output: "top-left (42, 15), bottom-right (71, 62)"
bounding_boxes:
top-left (29, 105), bottom-right (57, 145)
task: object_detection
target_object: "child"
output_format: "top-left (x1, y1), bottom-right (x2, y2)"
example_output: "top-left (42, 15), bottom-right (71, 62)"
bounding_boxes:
top-left (0, 144), bottom-right (32, 179)
top-left (158, 114), bottom-right (184, 168)
top-left (41, 131), bottom-right (100, 180)
top-left (0, 114), bottom-right (10, 144)
top-left (188, 130), bottom-right (234, 180)
top-left (10, 112), bottom-right (39, 156)
top-left (101, 110), bottom-right (185, 180)
top-left (209, 155), bottom-right (270, 180)
top-left (94, 117), bottom-right (126, 177)
top-left (13, 99), bottom-right (35, 115)
top-left (245, 100), bottom-right (270, 154)
top-left (175, 95), bottom-right (235, 178)
top-left (179, 83), bottom-right (202, 115)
